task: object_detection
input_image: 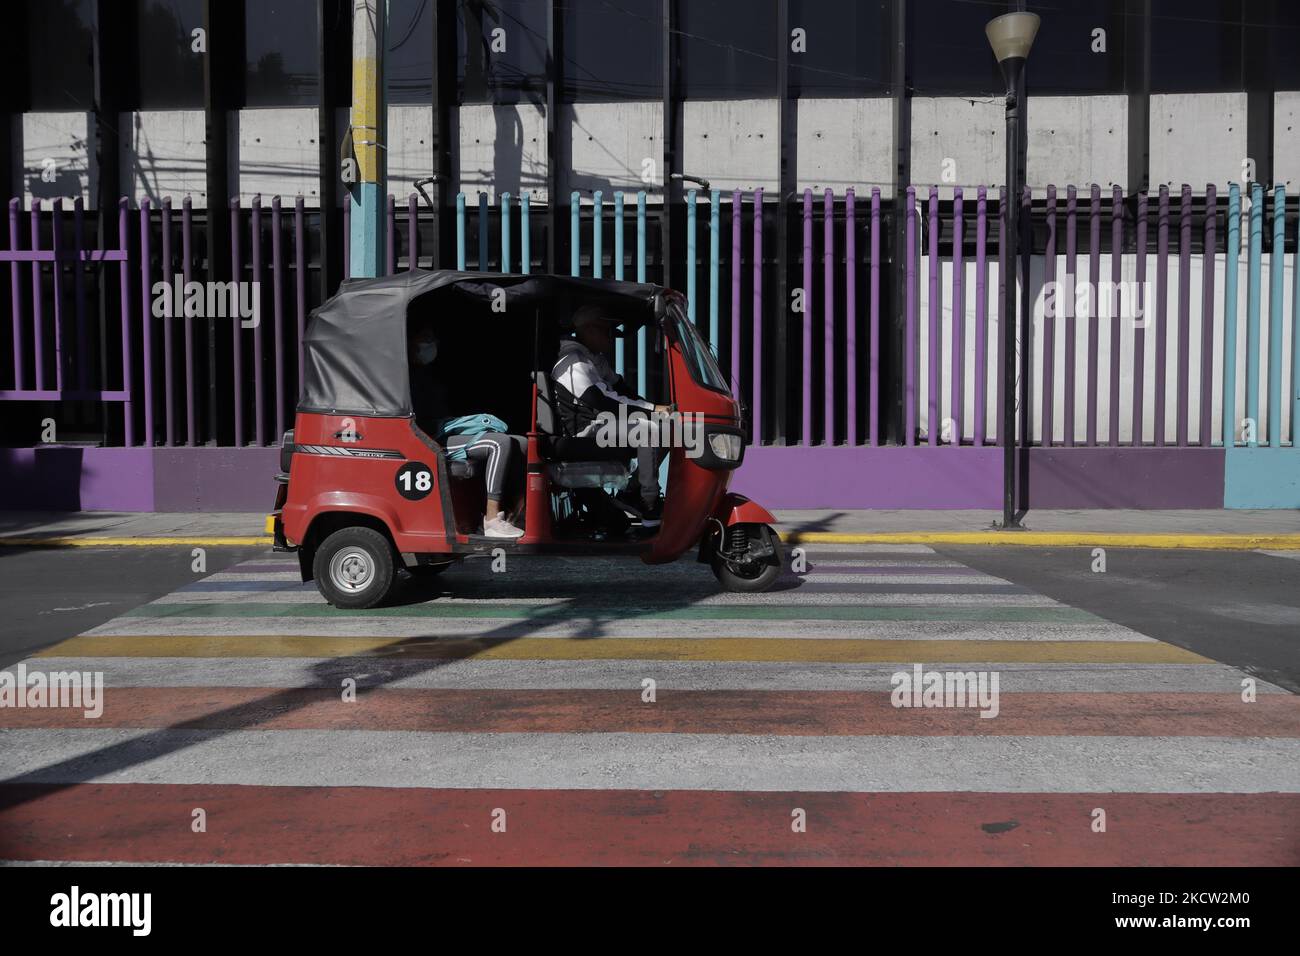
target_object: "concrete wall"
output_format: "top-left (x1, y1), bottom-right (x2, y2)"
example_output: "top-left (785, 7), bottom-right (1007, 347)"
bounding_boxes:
top-left (122, 110), bottom-right (207, 206)
top-left (21, 112), bottom-right (97, 208)
top-left (680, 99), bottom-right (779, 194)
top-left (1274, 91), bottom-right (1300, 192)
top-left (236, 108), bottom-right (321, 206)
top-left (1150, 93), bottom-right (1247, 189)
top-left (455, 103), bottom-right (548, 203)
top-left (794, 98), bottom-right (893, 197)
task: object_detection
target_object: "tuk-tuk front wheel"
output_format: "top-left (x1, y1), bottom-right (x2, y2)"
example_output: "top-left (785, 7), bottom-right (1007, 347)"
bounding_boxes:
top-left (313, 526), bottom-right (396, 609)
top-left (710, 522), bottom-right (783, 593)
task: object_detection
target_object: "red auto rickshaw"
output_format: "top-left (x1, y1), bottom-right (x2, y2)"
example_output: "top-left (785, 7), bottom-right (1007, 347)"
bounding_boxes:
top-left (270, 270), bottom-right (782, 608)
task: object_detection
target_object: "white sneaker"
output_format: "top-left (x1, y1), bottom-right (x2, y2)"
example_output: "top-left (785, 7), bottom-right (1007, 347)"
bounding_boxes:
top-left (483, 515), bottom-right (525, 539)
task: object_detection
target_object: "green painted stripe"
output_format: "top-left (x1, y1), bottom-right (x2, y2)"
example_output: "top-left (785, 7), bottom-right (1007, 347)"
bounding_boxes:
top-left (122, 602), bottom-right (1100, 623)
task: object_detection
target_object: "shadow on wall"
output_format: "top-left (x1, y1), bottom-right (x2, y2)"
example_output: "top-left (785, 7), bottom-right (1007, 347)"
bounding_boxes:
top-left (0, 447), bottom-right (87, 510)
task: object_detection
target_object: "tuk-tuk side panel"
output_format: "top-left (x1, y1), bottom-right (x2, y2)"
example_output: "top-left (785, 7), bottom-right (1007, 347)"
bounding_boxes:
top-left (282, 412), bottom-right (453, 553)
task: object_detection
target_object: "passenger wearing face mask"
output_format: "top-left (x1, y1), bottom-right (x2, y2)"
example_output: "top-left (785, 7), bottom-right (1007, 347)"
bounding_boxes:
top-left (408, 320), bottom-right (525, 538)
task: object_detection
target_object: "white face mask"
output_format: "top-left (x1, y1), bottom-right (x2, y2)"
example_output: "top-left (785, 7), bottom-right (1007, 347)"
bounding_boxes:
top-left (415, 341), bottom-right (438, 365)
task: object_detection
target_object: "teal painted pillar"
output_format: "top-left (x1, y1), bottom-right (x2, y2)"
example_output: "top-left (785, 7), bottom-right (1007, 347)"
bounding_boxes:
top-left (1269, 185), bottom-right (1285, 447)
top-left (500, 192), bottom-right (511, 273)
top-left (686, 189), bottom-right (697, 326)
top-left (1246, 183), bottom-right (1263, 447)
top-left (614, 191), bottom-right (625, 374)
top-left (348, 0), bottom-right (386, 279)
top-left (592, 190), bottom-right (603, 278)
top-left (521, 193), bottom-right (531, 275)
top-left (570, 192), bottom-right (580, 277)
top-left (456, 193), bottom-right (466, 270)
top-left (1223, 184), bottom-right (1240, 446)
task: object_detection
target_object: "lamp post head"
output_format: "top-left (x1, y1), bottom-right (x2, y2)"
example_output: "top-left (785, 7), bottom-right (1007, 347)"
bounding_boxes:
top-left (985, 11), bottom-right (1041, 63)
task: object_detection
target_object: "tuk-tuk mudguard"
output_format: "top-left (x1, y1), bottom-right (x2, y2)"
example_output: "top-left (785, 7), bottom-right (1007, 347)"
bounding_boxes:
top-left (713, 493), bottom-right (777, 528)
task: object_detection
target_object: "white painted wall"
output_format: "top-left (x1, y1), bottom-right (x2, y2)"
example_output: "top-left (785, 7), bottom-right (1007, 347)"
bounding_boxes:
top-left (21, 112), bottom-right (97, 208)
top-left (1274, 91), bottom-right (1300, 192)
top-left (1027, 95), bottom-right (1126, 191)
top-left (562, 101), bottom-right (661, 200)
top-left (1150, 92), bottom-right (1247, 190)
top-left (387, 104), bottom-right (433, 200)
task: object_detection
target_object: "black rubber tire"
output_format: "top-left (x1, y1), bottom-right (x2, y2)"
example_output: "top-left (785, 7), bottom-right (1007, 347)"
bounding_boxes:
top-left (710, 523), bottom-right (783, 593)
top-left (313, 526), bottom-right (396, 609)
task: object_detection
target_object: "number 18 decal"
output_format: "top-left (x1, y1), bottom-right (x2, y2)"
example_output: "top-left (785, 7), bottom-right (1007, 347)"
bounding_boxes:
top-left (395, 461), bottom-right (434, 500)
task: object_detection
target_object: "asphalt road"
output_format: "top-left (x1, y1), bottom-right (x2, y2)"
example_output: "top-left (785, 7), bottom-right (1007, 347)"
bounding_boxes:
top-left (1, 542), bottom-right (1296, 865)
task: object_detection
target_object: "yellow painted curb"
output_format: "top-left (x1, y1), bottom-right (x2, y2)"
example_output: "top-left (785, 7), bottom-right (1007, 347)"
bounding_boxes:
top-left (780, 531), bottom-right (1300, 550)
top-left (0, 536), bottom-right (274, 548)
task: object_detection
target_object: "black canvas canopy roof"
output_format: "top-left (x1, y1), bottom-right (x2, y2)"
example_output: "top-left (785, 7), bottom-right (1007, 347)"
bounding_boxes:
top-left (299, 269), bottom-right (664, 418)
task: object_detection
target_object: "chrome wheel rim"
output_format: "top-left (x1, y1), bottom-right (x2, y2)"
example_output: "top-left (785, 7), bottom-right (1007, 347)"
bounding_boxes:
top-left (329, 547), bottom-right (374, 593)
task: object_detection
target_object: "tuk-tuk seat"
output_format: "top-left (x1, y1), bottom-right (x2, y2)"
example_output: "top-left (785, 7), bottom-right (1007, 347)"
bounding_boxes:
top-left (533, 371), bottom-right (630, 490)
top-left (411, 420), bottom-right (484, 481)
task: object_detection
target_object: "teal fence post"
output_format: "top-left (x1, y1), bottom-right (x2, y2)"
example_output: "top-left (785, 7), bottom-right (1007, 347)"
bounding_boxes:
top-left (570, 191), bottom-right (580, 277)
top-left (1269, 185), bottom-right (1285, 447)
top-left (614, 191), bottom-right (625, 374)
top-left (593, 190), bottom-right (603, 279)
top-left (637, 190), bottom-right (647, 390)
top-left (1246, 183), bottom-right (1263, 446)
top-left (709, 188), bottom-right (720, 348)
top-left (455, 193), bottom-right (466, 270)
top-left (521, 193), bottom-right (531, 275)
top-left (500, 192), bottom-right (511, 273)
top-left (686, 189), bottom-right (697, 326)
top-left (1223, 183), bottom-right (1240, 446)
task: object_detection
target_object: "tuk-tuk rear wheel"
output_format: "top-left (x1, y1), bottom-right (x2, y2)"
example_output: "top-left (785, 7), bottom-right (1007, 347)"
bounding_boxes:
top-left (313, 526), bottom-right (396, 609)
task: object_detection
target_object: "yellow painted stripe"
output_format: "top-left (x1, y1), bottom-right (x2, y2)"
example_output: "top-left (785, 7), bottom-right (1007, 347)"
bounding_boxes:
top-left (781, 531), bottom-right (1300, 550)
top-left (3, 530), bottom-right (1296, 550)
top-left (0, 536), bottom-right (273, 548)
top-left (35, 634), bottom-right (1212, 664)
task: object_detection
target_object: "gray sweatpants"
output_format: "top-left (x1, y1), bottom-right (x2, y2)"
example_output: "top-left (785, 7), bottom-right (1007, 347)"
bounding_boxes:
top-left (445, 432), bottom-right (526, 502)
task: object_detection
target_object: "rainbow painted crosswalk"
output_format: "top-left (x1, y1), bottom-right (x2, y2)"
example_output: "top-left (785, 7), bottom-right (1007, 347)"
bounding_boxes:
top-left (2, 544), bottom-right (1297, 865)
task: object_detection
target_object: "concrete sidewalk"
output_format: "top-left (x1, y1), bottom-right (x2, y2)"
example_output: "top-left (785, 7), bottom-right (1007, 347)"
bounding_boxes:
top-left (0, 508), bottom-right (1298, 549)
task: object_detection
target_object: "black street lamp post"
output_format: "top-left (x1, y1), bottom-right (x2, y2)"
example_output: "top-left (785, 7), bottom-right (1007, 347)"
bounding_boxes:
top-left (986, 11), bottom-right (1040, 529)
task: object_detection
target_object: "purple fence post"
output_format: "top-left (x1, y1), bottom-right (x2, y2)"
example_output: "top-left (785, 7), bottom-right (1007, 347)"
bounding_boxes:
top-left (1086, 185), bottom-right (1101, 446)
top-left (8, 200), bottom-right (21, 390)
top-left (951, 187), bottom-right (964, 446)
top-left (1154, 185), bottom-right (1170, 446)
top-left (139, 198), bottom-right (154, 445)
top-left (1200, 184), bottom-right (1217, 446)
top-left (251, 196), bottom-right (265, 446)
top-left (1064, 186), bottom-right (1077, 446)
top-left (974, 187), bottom-right (988, 446)
top-left (161, 197), bottom-right (174, 445)
top-left (295, 197), bottom-right (307, 390)
top-left (1042, 186), bottom-right (1057, 447)
top-left (231, 197), bottom-right (243, 446)
top-left (752, 188), bottom-right (763, 443)
top-left (823, 188), bottom-right (834, 444)
top-left (845, 188), bottom-right (857, 446)
top-left (183, 197), bottom-right (196, 445)
top-left (272, 196), bottom-right (286, 439)
top-left (868, 188), bottom-right (881, 446)
top-left (386, 194), bottom-right (396, 275)
top-left (31, 199), bottom-right (44, 391)
top-left (996, 188), bottom-right (1006, 444)
top-left (801, 188), bottom-right (813, 445)
top-left (408, 193), bottom-right (418, 270)
top-left (51, 199), bottom-right (66, 393)
top-left (1176, 184), bottom-right (1192, 446)
top-left (927, 187), bottom-right (939, 446)
top-left (905, 187), bottom-right (917, 445)
top-left (73, 197), bottom-right (89, 391)
top-left (1133, 192), bottom-right (1149, 446)
top-left (1109, 186), bottom-right (1123, 446)
top-left (119, 199), bottom-right (133, 446)
top-left (730, 189), bottom-right (741, 393)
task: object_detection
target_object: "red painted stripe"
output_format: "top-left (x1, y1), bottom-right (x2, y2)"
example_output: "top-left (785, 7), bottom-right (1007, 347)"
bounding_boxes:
top-left (3, 688), bottom-right (1297, 736)
top-left (2, 784), bottom-right (1296, 866)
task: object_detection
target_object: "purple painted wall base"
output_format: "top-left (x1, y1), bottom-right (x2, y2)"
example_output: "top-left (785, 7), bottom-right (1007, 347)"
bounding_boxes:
top-left (732, 445), bottom-right (1226, 509)
top-left (1, 446), bottom-right (280, 512)
top-left (0, 444), bottom-right (1232, 512)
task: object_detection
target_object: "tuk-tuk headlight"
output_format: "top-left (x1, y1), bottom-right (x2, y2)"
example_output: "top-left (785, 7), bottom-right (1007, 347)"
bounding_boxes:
top-left (708, 432), bottom-right (742, 461)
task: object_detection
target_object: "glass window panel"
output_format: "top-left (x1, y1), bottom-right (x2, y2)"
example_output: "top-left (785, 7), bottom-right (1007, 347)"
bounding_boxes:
top-left (562, 0), bottom-right (662, 101)
top-left (387, 0), bottom-right (434, 103)
top-left (679, 0), bottom-right (778, 99)
top-left (245, 0), bottom-right (321, 106)
top-left (789, 0), bottom-right (889, 96)
top-left (26, 0), bottom-right (97, 111)
top-left (134, 0), bottom-right (205, 109)
top-left (458, 0), bottom-right (547, 104)
top-left (1150, 0), bottom-right (1243, 93)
